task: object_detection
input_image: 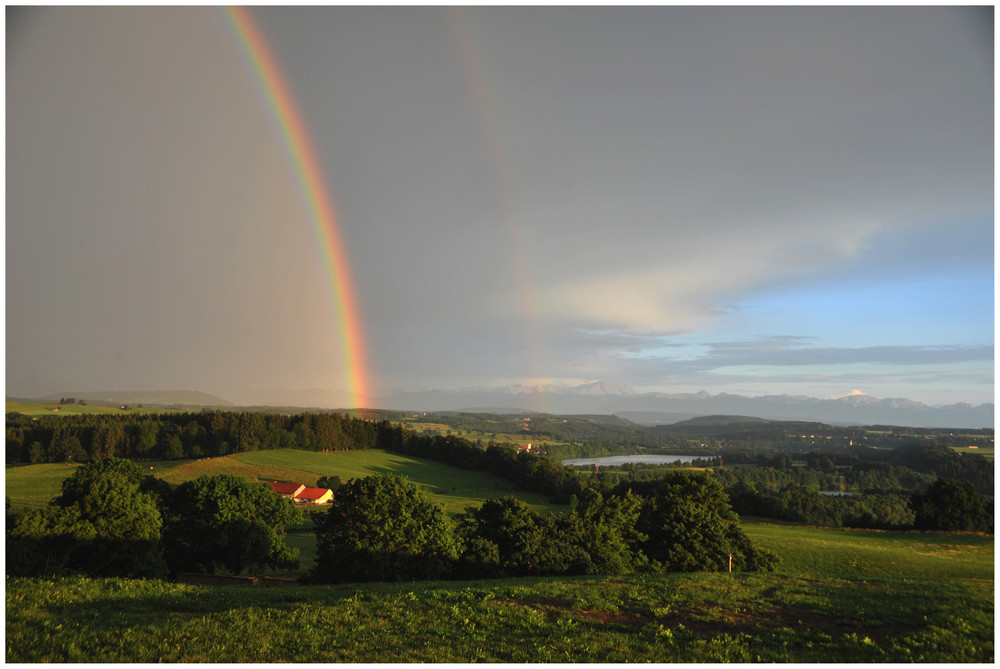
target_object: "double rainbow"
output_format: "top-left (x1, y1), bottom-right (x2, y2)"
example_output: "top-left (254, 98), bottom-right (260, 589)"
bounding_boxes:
top-left (225, 6), bottom-right (370, 408)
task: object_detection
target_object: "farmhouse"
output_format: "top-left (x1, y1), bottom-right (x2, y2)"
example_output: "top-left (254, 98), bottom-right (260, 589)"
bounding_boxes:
top-left (263, 481), bottom-right (334, 504)
top-left (294, 487), bottom-right (334, 504)
top-left (265, 481), bottom-right (306, 498)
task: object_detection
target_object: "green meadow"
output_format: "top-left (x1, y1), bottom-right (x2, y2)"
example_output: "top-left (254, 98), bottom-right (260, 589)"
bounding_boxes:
top-left (5, 450), bottom-right (993, 662)
top-left (6, 449), bottom-right (559, 516)
top-left (6, 526), bottom-right (993, 662)
top-left (951, 444), bottom-right (994, 459)
top-left (743, 521), bottom-right (993, 581)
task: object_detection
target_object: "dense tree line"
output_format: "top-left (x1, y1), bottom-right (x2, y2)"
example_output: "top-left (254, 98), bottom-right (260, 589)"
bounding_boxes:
top-left (370, 424), bottom-right (586, 502)
top-left (544, 440), bottom-right (642, 460)
top-left (307, 472), bottom-right (777, 584)
top-left (7, 459), bottom-right (303, 578)
top-left (8, 411), bottom-right (992, 536)
top-left (411, 412), bottom-right (687, 451)
top-left (910, 478), bottom-right (992, 533)
top-left (6, 411), bottom-right (589, 504)
top-left (8, 460), bottom-right (777, 583)
top-left (712, 442), bottom-right (991, 492)
top-left (5, 411), bottom-right (380, 464)
top-left (884, 443), bottom-right (994, 495)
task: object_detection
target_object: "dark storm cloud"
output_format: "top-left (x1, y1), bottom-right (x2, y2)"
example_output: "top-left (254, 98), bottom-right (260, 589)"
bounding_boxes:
top-left (5, 6), bottom-right (993, 404)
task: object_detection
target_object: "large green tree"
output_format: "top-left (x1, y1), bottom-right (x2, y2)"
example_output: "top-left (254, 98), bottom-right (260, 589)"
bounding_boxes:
top-left (162, 474), bottom-right (302, 575)
top-left (310, 474), bottom-right (459, 583)
top-left (624, 472), bottom-right (777, 573)
top-left (910, 477), bottom-right (992, 532)
top-left (455, 497), bottom-right (547, 577)
top-left (568, 488), bottom-right (650, 574)
top-left (7, 458), bottom-right (166, 577)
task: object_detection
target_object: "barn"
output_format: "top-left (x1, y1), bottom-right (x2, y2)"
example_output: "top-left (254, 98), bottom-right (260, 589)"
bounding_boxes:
top-left (294, 487), bottom-right (334, 504)
top-left (264, 481), bottom-right (306, 498)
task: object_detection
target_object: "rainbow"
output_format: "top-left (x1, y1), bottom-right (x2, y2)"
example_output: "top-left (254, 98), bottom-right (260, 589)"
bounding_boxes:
top-left (224, 6), bottom-right (370, 408)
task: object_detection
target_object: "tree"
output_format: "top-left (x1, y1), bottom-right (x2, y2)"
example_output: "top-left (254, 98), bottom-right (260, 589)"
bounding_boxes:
top-left (455, 491), bottom-right (651, 578)
top-left (28, 441), bottom-right (45, 463)
top-left (316, 474), bottom-right (342, 490)
top-left (455, 497), bottom-right (545, 577)
top-left (310, 474), bottom-right (459, 583)
top-left (623, 472), bottom-right (777, 572)
top-left (135, 421), bottom-right (160, 458)
top-left (568, 488), bottom-right (649, 574)
top-left (7, 458), bottom-right (167, 577)
top-left (90, 423), bottom-right (121, 459)
top-left (163, 434), bottom-right (184, 460)
top-left (57, 457), bottom-right (150, 505)
top-left (162, 474), bottom-right (302, 575)
top-left (49, 430), bottom-right (87, 463)
top-left (910, 477), bottom-right (992, 532)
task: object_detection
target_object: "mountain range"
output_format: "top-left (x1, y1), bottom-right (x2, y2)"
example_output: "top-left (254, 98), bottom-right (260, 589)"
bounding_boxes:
top-left (41, 389), bottom-right (233, 408)
top-left (233, 382), bottom-right (991, 429)
top-left (31, 383), bottom-right (992, 429)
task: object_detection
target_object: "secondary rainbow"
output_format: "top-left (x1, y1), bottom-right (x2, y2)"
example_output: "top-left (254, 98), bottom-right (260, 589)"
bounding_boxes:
top-left (225, 6), bottom-right (370, 407)
top-left (444, 8), bottom-right (553, 409)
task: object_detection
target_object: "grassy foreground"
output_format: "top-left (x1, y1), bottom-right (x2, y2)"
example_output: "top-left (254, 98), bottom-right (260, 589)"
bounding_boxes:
top-left (6, 528), bottom-right (993, 663)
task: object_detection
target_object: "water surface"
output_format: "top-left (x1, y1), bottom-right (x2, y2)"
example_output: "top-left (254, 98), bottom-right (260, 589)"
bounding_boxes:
top-left (562, 454), bottom-right (701, 467)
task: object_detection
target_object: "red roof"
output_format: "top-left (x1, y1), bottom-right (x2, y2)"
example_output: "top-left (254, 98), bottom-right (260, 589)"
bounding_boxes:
top-left (265, 481), bottom-right (306, 497)
top-left (295, 487), bottom-right (333, 502)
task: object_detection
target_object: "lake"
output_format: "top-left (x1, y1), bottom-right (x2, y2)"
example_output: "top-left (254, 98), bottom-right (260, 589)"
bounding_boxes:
top-left (562, 454), bottom-right (702, 467)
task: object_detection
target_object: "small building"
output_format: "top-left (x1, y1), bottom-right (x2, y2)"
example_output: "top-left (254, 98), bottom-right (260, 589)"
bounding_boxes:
top-left (294, 487), bottom-right (333, 504)
top-left (265, 481), bottom-right (306, 499)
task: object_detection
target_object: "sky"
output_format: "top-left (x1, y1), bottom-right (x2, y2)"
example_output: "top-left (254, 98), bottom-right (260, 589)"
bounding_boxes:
top-left (6, 6), bottom-right (994, 407)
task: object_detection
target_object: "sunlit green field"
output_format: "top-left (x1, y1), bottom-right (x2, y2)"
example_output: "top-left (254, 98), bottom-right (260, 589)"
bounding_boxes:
top-left (7, 459), bottom-right (189, 510)
top-left (743, 521), bottom-right (993, 581)
top-left (6, 449), bottom-right (560, 516)
top-left (951, 444), bottom-right (994, 459)
top-left (5, 450), bottom-right (993, 662)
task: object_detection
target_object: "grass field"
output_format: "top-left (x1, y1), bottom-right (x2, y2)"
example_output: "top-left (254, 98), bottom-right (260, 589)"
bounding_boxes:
top-left (5, 450), bottom-right (993, 662)
top-left (951, 444), bottom-right (994, 459)
top-left (5, 525), bottom-right (993, 662)
top-left (742, 521), bottom-right (993, 581)
top-left (6, 400), bottom-right (173, 417)
top-left (5, 449), bottom-right (561, 516)
top-left (7, 459), bottom-right (194, 510)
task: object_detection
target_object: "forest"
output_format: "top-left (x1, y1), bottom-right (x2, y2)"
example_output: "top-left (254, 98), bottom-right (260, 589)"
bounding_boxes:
top-left (7, 455), bottom-right (777, 583)
top-left (7, 408), bottom-right (994, 523)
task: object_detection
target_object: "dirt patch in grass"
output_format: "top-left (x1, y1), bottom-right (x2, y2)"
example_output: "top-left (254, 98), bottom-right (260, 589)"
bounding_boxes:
top-left (572, 608), bottom-right (652, 628)
top-left (658, 602), bottom-right (923, 642)
top-left (506, 597), bottom-right (652, 629)
top-left (505, 595), bottom-right (922, 641)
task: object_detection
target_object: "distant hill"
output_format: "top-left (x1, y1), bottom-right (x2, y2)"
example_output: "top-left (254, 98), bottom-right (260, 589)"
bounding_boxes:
top-left (651, 415), bottom-right (829, 436)
top-left (32, 383), bottom-right (993, 429)
top-left (613, 411), bottom-right (702, 426)
top-left (370, 384), bottom-right (993, 430)
top-left (43, 389), bottom-right (232, 408)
